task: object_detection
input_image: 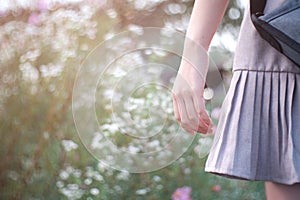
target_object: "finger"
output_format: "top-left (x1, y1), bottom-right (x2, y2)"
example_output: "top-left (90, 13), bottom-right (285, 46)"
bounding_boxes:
top-left (200, 110), bottom-right (212, 125)
top-left (190, 94), bottom-right (211, 134)
top-left (178, 96), bottom-right (199, 133)
top-left (196, 120), bottom-right (211, 134)
top-left (197, 114), bottom-right (213, 134)
top-left (172, 93), bottom-right (181, 122)
top-left (192, 90), bottom-right (202, 115)
top-left (198, 100), bottom-right (212, 124)
top-left (185, 96), bottom-right (200, 130)
top-left (197, 108), bottom-right (213, 134)
top-left (173, 91), bottom-right (194, 132)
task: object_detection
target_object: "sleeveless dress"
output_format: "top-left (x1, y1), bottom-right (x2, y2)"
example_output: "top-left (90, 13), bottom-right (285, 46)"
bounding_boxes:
top-left (204, 0), bottom-right (300, 185)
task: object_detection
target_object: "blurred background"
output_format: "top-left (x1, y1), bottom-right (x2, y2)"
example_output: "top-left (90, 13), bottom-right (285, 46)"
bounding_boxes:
top-left (0, 0), bottom-right (265, 199)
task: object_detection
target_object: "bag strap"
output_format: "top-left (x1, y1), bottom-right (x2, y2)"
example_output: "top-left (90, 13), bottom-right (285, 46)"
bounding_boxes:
top-left (250, 0), bottom-right (267, 16)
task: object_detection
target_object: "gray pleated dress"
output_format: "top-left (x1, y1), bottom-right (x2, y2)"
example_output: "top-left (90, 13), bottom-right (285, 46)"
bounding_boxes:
top-left (205, 0), bottom-right (300, 185)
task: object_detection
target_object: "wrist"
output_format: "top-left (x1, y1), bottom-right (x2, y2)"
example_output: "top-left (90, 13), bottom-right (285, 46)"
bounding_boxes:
top-left (185, 34), bottom-right (210, 52)
top-left (180, 42), bottom-right (209, 78)
top-left (178, 59), bottom-right (207, 86)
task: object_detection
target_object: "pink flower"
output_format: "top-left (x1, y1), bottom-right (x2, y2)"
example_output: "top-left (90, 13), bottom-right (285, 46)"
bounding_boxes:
top-left (37, 0), bottom-right (50, 12)
top-left (0, 10), bottom-right (7, 17)
top-left (211, 184), bottom-right (222, 192)
top-left (171, 186), bottom-right (192, 200)
top-left (28, 13), bottom-right (41, 26)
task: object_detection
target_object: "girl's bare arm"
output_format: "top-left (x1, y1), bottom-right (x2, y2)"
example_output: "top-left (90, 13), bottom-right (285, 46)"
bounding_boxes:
top-left (172, 0), bottom-right (229, 134)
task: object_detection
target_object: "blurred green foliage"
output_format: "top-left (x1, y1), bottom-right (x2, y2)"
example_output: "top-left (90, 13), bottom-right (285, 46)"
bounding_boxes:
top-left (0, 0), bottom-right (265, 199)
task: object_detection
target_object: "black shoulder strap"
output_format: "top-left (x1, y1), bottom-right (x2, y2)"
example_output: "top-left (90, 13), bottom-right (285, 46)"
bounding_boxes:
top-left (250, 0), bottom-right (267, 15)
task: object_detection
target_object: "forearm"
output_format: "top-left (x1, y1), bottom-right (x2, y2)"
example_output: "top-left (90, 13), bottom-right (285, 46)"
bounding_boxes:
top-left (178, 0), bottom-right (229, 84)
top-left (186, 0), bottom-right (230, 51)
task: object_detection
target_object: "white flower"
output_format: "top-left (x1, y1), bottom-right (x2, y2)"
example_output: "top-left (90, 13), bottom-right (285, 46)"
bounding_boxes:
top-left (93, 173), bottom-right (104, 181)
top-left (67, 184), bottom-right (79, 190)
top-left (84, 178), bottom-right (92, 185)
top-left (61, 140), bottom-right (78, 152)
top-left (91, 132), bottom-right (104, 149)
top-left (56, 181), bottom-right (64, 188)
top-left (60, 188), bottom-right (84, 199)
top-left (128, 24), bottom-right (144, 35)
top-left (97, 161), bottom-right (108, 172)
top-left (147, 140), bottom-right (160, 148)
top-left (59, 170), bottom-right (69, 180)
top-left (128, 145), bottom-right (140, 153)
top-left (116, 171), bottom-right (130, 181)
top-left (106, 8), bottom-right (118, 19)
top-left (113, 185), bottom-right (123, 193)
top-left (156, 184), bottom-right (163, 190)
top-left (100, 123), bottom-right (119, 134)
top-left (7, 170), bottom-right (19, 181)
top-left (184, 168), bottom-right (191, 174)
top-left (73, 169), bottom-right (82, 178)
top-left (135, 188), bottom-right (149, 195)
top-left (66, 166), bottom-right (74, 174)
top-left (152, 175), bottom-right (161, 182)
top-left (90, 188), bottom-right (100, 195)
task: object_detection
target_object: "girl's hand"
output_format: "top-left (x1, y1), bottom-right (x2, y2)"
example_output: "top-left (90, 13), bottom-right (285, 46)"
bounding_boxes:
top-left (172, 48), bottom-right (213, 135)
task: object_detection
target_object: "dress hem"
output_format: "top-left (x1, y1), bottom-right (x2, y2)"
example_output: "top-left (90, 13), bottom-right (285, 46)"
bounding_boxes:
top-left (233, 68), bottom-right (300, 74)
top-left (205, 166), bottom-right (300, 185)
